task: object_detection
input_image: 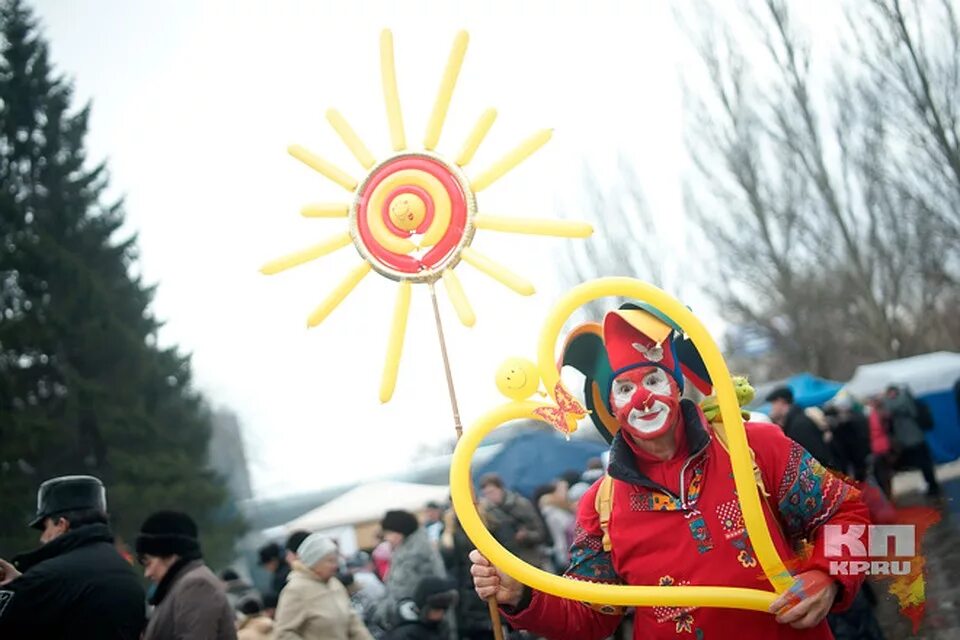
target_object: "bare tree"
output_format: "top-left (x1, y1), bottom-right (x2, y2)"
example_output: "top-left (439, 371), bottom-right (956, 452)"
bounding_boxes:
top-left (679, 0), bottom-right (960, 379)
top-left (561, 157), bottom-right (680, 320)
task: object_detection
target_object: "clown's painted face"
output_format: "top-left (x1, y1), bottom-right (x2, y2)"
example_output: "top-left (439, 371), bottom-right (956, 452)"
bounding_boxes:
top-left (610, 366), bottom-right (681, 440)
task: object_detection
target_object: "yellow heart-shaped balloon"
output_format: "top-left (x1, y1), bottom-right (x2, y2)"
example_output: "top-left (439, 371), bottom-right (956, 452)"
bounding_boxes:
top-left (450, 277), bottom-right (794, 611)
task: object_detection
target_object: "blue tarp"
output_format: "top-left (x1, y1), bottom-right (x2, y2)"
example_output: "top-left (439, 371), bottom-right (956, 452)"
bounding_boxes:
top-left (752, 373), bottom-right (844, 414)
top-left (916, 390), bottom-right (959, 463)
top-left (473, 431), bottom-right (608, 499)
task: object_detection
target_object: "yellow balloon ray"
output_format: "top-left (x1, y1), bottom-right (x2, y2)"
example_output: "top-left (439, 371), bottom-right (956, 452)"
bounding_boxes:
top-left (288, 145), bottom-right (358, 192)
top-left (535, 278), bottom-right (794, 595)
top-left (365, 169), bottom-right (447, 254)
top-left (301, 203), bottom-right (350, 218)
top-left (260, 232), bottom-right (353, 275)
top-left (449, 401), bottom-right (779, 612)
top-left (380, 280), bottom-right (412, 403)
top-left (441, 269), bottom-right (476, 327)
top-left (456, 108), bottom-right (497, 167)
top-left (475, 215), bottom-right (594, 238)
top-left (470, 129), bottom-right (553, 193)
top-left (380, 29), bottom-right (406, 152)
top-left (326, 109), bottom-right (376, 170)
top-left (424, 31), bottom-right (469, 151)
top-left (460, 247), bottom-right (535, 296)
top-left (306, 262), bottom-right (372, 328)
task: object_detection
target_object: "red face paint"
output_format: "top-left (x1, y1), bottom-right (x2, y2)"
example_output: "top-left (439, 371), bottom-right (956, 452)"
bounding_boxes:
top-left (609, 366), bottom-right (681, 441)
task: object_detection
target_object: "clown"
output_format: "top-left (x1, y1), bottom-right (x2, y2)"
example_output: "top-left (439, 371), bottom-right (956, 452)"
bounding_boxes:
top-left (470, 304), bottom-right (870, 639)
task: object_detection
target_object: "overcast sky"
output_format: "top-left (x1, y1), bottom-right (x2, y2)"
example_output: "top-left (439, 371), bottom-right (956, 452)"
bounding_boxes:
top-left (32, 1), bottom-right (839, 498)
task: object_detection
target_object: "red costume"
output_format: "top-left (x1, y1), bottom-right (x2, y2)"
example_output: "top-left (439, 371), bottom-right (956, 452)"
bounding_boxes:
top-left (501, 306), bottom-right (871, 639)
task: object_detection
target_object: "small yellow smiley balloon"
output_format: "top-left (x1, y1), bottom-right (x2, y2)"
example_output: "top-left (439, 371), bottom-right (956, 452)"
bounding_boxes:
top-left (495, 357), bottom-right (540, 400)
top-left (388, 193), bottom-right (427, 231)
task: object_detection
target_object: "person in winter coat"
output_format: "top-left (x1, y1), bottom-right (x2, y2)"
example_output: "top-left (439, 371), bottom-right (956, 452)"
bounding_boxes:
top-left (478, 474), bottom-right (547, 568)
top-left (137, 510), bottom-right (237, 640)
top-left (237, 595), bottom-right (275, 640)
top-left (825, 398), bottom-right (872, 482)
top-left (274, 533), bottom-right (372, 640)
top-left (373, 510), bottom-right (447, 631)
top-left (0, 475), bottom-right (146, 639)
top-left (884, 385), bottom-right (941, 497)
top-left (346, 551), bottom-right (388, 635)
top-left (258, 541), bottom-right (291, 599)
top-left (440, 508), bottom-right (496, 640)
top-left (384, 576), bottom-right (459, 640)
top-left (470, 305), bottom-right (871, 640)
top-left (766, 387), bottom-right (839, 470)
top-left (536, 483), bottom-right (575, 571)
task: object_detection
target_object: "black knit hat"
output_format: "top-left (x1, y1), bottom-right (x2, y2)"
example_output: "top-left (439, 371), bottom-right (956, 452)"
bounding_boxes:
top-left (765, 386), bottom-right (794, 404)
top-left (135, 510), bottom-right (202, 559)
top-left (381, 510), bottom-right (419, 537)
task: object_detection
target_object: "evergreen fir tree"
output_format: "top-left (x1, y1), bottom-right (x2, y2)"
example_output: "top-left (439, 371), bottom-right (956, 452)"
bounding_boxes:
top-left (0, 0), bottom-right (243, 565)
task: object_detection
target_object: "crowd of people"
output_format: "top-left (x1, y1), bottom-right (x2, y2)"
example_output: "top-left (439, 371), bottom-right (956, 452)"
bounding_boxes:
top-left (765, 383), bottom-right (942, 501)
top-left (0, 377), bottom-right (946, 639)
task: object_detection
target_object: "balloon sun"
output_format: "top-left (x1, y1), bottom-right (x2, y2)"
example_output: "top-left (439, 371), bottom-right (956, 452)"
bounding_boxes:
top-left (261, 30), bottom-right (592, 402)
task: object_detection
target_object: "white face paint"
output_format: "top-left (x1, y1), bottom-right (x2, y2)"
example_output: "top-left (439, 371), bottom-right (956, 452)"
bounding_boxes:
top-left (612, 369), bottom-right (675, 435)
top-left (612, 379), bottom-right (637, 410)
top-left (626, 400), bottom-right (671, 434)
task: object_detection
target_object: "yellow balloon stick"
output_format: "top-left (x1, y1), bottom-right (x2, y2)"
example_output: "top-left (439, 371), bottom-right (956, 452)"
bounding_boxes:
top-left (300, 203), bottom-right (350, 218)
top-left (260, 232), bottom-right (353, 275)
top-left (456, 108), bottom-right (497, 167)
top-left (442, 269), bottom-right (476, 327)
top-left (306, 262), bottom-right (372, 328)
top-left (461, 247), bottom-right (535, 296)
top-left (380, 280), bottom-right (412, 402)
top-left (326, 109), bottom-right (376, 169)
top-left (288, 145), bottom-right (358, 192)
top-left (380, 29), bottom-right (406, 151)
top-left (424, 30), bottom-right (469, 151)
top-left (475, 215), bottom-right (594, 238)
top-left (471, 129), bottom-right (552, 192)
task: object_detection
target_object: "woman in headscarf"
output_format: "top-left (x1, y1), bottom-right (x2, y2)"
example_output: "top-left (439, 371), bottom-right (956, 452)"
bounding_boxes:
top-left (274, 533), bottom-right (372, 640)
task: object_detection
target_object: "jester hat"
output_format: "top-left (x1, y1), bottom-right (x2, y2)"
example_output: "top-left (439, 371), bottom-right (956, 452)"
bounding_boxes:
top-left (561, 302), bottom-right (712, 443)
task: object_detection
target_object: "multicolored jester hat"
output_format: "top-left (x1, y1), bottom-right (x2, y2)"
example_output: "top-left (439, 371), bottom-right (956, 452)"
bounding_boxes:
top-left (261, 29), bottom-right (592, 413)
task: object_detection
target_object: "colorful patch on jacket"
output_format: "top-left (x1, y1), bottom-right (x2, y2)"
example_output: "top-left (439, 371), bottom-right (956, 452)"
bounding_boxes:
top-left (566, 524), bottom-right (622, 585)
top-left (715, 498), bottom-right (758, 568)
top-left (776, 442), bottom-right (852, 545)
top-left (653, 575), bottom-right (702, 635)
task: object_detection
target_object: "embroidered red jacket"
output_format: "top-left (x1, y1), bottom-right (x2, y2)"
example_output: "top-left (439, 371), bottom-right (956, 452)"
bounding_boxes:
top-left (502, 400), bottom-right (870, 640)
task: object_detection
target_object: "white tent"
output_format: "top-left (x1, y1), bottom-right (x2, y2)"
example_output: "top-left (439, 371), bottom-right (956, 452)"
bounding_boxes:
top-left (283, 480), bottom-right (449, 532)
top-left (843, 351), bottom-right (960, 399)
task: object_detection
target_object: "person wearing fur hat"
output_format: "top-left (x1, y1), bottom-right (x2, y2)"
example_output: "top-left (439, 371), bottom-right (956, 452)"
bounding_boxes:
top-left (470, 303), bottom-right (872, 640)
top-left (274, 533), bottom-right (372, 640)
top-left (373, 510), bottom-right (447, 632)
top-left (137, 510), bottom-right (236, 640)
top-left (384, 576), bottom-right (459, 640)
top-left (0, 475), bottom-right (146, 639)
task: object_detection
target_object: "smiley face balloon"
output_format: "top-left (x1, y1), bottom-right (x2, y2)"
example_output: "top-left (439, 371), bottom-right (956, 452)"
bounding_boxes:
top-left (495, 357), bottom-right (541, 401)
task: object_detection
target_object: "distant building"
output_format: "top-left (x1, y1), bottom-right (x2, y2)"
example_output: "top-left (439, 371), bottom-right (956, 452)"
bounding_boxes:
top-left (208, 409), bottom-right (253, 502)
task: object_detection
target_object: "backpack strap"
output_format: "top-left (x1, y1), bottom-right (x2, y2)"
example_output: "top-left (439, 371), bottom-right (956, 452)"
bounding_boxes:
top-left (595, 473), bottom-right (615, 552)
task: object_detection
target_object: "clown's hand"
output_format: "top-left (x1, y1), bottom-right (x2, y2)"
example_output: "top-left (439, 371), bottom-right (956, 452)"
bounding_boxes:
top-left (769, 570), bottom-right (838, 629)
top-left (469, 549), bottom-right (524, 607)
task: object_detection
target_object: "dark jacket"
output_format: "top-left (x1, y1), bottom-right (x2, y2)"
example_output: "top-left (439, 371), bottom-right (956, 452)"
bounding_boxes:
top-left (271, 560), bottom-right (291, 596)
top-left (384, 620), bottom-right (447, 640)
top-left (143, 559), bottom-right (237, 640)
top-left (440, 525), bottom-right (491, 636)
top-left (782, 404), bottom-right (837, 469)
top-left (0, 523), bottom-right (145, 639)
